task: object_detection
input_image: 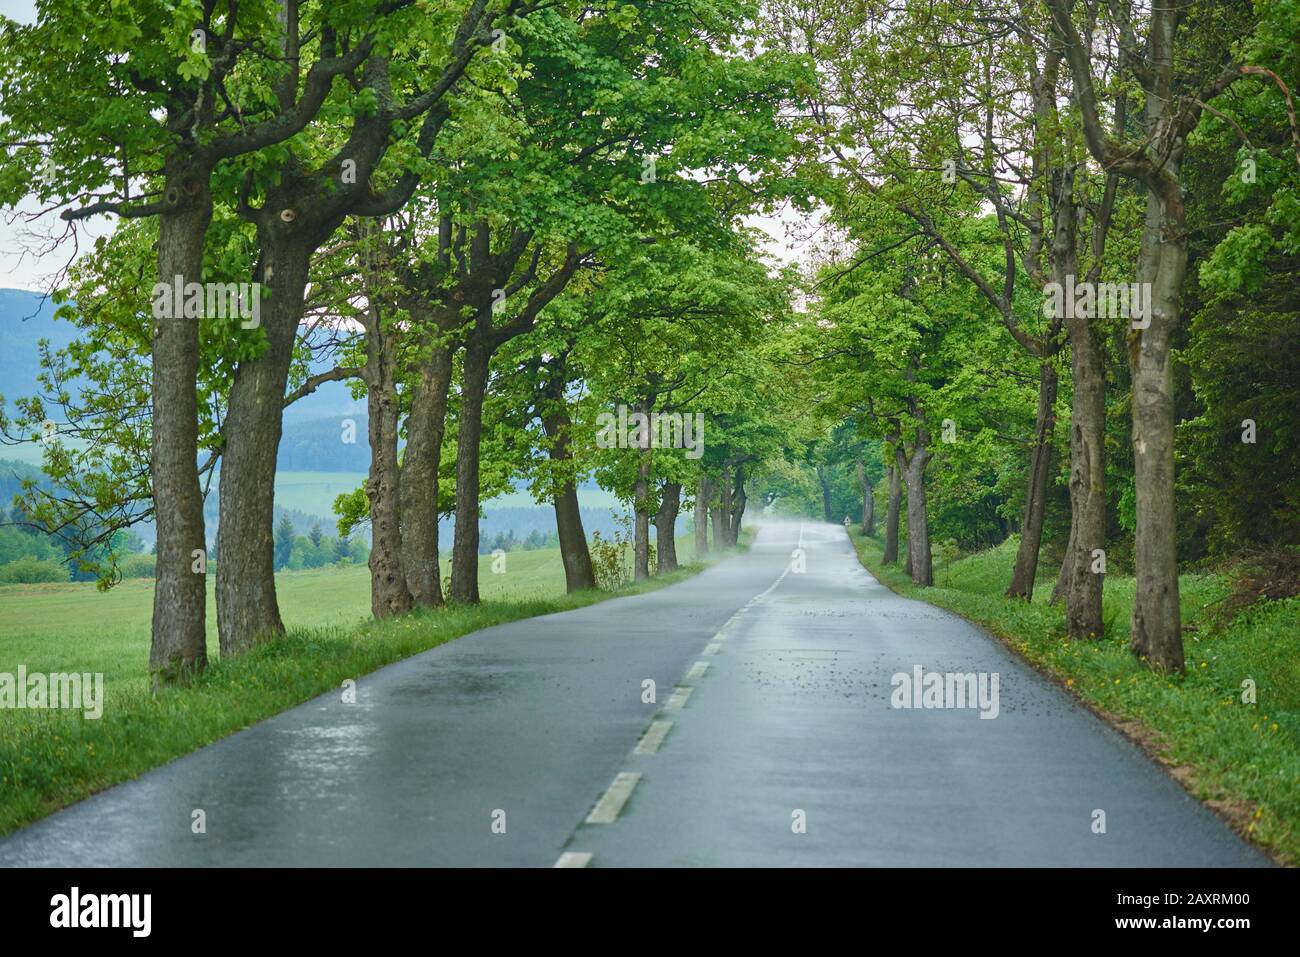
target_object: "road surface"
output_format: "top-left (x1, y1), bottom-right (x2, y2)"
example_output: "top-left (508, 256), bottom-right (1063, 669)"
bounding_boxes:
top-left (0, 520), bottom-right (1266, 866)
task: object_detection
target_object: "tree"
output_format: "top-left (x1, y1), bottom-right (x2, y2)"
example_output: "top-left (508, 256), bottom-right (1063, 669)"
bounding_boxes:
top-left (0, 0), bottom-right (471, 681)
top-left (1044, 0), bottom-right (1253, 671)
top-left (273, 515), bottom-right (295, 572)
top-left (214, 0), bottom-right (511, 651)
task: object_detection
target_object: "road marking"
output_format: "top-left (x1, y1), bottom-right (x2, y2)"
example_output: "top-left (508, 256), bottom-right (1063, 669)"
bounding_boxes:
top-left (635, 719), bottom-right (673, 754)
top-left (586, 772), bottom-right (641, 824)
top-left (554, 851), bottom-right (592, 868)
top-left (751, 562), bottom-right (792, 607)
top-left (685, 661), bottom-right (709, 679)
top-left (665, 686), bottom-right (693, 710)
top-left (704, 642), bottom-right (722, 655)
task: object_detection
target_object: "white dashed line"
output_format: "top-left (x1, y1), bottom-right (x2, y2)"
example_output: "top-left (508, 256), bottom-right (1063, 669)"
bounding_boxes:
top-left (704, 642), bottom-right (722, 655)
top-left (635, 719), bottom-right (673, 754)
top-left (665, 686), bottom-right (693, 710)
top-left (685, 661), bottom-right (709, 680)
top-left (553, 851), bottom-right (592, 868)
top-left (586, 772), bottom-right (642, 824)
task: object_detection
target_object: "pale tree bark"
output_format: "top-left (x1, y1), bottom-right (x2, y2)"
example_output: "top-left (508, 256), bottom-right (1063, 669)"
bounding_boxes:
top-left (1044, 0), bottom-right (1236, 670)
top-left (1048, 162), bottom-right (1109, 638)
top-left (1129, 181), bottom-right (1188, 670)
top-left (710, 504), bottom-right (725, 548)
top-left (1059, 298), bottom-right (1107, 637)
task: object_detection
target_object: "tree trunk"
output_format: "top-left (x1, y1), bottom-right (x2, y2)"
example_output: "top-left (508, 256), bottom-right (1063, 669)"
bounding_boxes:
top-left (728, 462), bottom-right (746, 545)
top-left (1043, 0), bottom-right (1190, 670)
top-left (883, 465), bottom-right (901, 564)
top-left (1055, 169), bottom-right (1106, 639)
top-left (901, 435), bottom-right (933, 586)
top-left (450, 340), bottom-right (491, 604)
top-left (1006, 362), bottom-right (1058, 599)
top-left (633, 437), bottom-right (652, 582)
top-left (1128, 182), bottom-right (1186, 672)
top-left (857, 456), bottom-right (874, 536)
top-left (655, 482), bottom-right (681, 573)
top-left (363, 318), bottom-right (412, 619)
top-left (1061, 323), bottom-right (1107, 637)
top-left (718, 463), bottom-right (733, 545)
top-left (216, 238), bottom-right (312, 656)
top-left (148, 162), bottom-right (213, 684)
top-left (817, 464), bottom-right (833, 522)
top-left (400, 343), bottom-right (452, 607)
top-left (694, 476), bottom-right (712, 557)
top-left (541, 394), bottom-right (596, 592)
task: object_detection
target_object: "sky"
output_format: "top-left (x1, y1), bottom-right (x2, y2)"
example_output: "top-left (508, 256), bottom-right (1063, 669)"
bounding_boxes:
top-left (0, 0), bottom-right (68, 292)
top-left (0, 0), bottom-right (815, 293)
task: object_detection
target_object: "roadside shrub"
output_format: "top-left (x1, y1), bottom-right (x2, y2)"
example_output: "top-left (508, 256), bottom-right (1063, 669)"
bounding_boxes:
top-left (590, 530), bottom-right (628, 590)
top-left (117, 552), bottom-right (157, 579)
top-left (0, 556), bottom-right (69, 584)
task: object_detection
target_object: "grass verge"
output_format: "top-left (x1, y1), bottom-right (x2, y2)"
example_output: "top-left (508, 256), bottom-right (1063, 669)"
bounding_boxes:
top-left (0, 541), bottom-right (737, 838)
top-left (850, 531), bottom-right (1299, 866)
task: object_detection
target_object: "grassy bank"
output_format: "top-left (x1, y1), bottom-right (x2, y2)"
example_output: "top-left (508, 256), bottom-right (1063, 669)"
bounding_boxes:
top-left (849, 532), bottom-right (1299, 865)
top-left (0, 537), bottom-right (726, 837)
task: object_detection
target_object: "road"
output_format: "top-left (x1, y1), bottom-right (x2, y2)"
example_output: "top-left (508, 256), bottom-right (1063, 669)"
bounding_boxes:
top-left (0, 520), bottom-right (1266, 867)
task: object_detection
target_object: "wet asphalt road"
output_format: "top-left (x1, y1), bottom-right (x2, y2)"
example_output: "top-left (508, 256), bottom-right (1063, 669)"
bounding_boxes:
top-left (0, 520), bottom-right (1267, 866)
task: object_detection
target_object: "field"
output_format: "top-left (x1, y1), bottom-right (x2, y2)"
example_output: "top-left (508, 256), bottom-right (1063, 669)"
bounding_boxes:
top-left (0, 547), bottom-right (588, 692)
top-left (271, 471), bottom-right (369, 519)
top-left (851, 532), bottom-right (1300, 865)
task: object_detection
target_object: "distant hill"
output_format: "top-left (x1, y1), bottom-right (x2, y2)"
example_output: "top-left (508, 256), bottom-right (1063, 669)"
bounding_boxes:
top-left (0, 289), bottom-right (77, 414)
top-left (0, 289), bottom-right (652, 553)
top-left (1, 287), bottom-right (366, 466)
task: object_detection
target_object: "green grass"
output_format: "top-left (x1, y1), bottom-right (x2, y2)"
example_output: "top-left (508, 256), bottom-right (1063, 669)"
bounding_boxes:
top-left (850, 531), bottom-right (1300, 865)
top-left (0, 536), bottom-right (718, 837)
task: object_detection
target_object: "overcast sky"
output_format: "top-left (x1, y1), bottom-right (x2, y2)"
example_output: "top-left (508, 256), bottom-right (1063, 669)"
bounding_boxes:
top-left (0, 0), bottom-right (814, 293)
